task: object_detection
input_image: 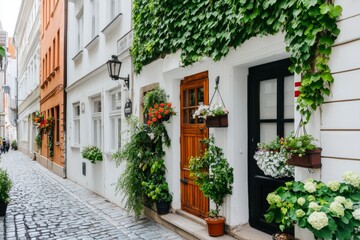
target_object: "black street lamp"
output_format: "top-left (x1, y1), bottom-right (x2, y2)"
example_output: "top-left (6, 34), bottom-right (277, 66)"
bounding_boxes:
top-left (107, 55), bottom-right (129, 89)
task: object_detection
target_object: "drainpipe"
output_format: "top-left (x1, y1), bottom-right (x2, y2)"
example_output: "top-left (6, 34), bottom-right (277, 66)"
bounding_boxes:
top-left (63, 0), bottom-right (68, 179)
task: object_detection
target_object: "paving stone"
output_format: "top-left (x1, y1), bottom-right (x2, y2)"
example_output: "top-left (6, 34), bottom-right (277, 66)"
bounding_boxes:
top-left (1, 151), bottom-right (183, 239)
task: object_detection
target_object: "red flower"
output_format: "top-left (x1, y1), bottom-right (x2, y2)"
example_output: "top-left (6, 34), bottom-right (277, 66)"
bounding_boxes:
top-left (147, 120), bottom-right (151, 125)
top-left (165, 110), bottom-right (169, 115)
top-left (159, 108), bottom-right (164, 113)
top-left (154, 104), bottom-right (159, 109)
top-left (167, 102), bottom-right (172, 107)
top-left (160, 103), bottom-right (165, 107)
top-left (152, 117), bottom-right (157, 122)
top-left (157, 115), bottom-right (162, 119)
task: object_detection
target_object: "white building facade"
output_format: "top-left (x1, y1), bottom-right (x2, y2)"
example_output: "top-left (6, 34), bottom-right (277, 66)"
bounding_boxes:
top-left (66, 0), bottom-right (132, 206)
top-left (67, 0), bottom-right (359, 239)
top-left (13, 0), bottom-right (41, 156)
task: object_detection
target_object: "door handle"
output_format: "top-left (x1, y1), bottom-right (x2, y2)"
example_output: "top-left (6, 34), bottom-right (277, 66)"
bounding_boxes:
top-left (180, 178), bottom-right (188, 184)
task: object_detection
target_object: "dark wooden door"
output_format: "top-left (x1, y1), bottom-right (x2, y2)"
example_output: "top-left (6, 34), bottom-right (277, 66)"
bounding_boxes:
top-left (248, 59), bottom-right (294, 234)
top-left (180, 71), bottom-right (209, 218)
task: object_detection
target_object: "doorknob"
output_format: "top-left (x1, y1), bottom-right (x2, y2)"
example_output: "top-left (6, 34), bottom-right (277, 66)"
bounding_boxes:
top-left (180, 178), bottom-right (188, 184)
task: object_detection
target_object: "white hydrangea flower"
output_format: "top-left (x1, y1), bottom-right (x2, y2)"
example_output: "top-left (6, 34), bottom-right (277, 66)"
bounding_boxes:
top-left (334, 196), bottom-right (346, 204)
top-left (304, 181), bottom-right (317, 193)
top-left (296, 209), bottom-right (306, 218)
top-left (344, 199), bottom-right (353, 210)
top-left (353, 208), bottom-right (360, 220)
top-left (308, 212), bottom-right (329, 230)
top-left (343, 171), bottom-right (360, 188)
top-left (297, 197), bottom-right (306, 206)
top-left (309, 202), bottom-right (321, 211)
top-left (267, 193), bottom-right (282, 205)
top-left (330, 201), bottom-right (345, 217)
top-left (327, 180), bottom-right (340, 191)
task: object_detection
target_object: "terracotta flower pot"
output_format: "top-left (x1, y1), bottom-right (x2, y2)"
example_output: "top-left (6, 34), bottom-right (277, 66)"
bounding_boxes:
top-left (205, 217), bottom-right (225, 237)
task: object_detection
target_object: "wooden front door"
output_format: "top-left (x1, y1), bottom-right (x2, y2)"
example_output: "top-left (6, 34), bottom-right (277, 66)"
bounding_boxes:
top-left (180, 71), bottom-right (209, 218)
top-left (248, 59), bottom-right (294, 234)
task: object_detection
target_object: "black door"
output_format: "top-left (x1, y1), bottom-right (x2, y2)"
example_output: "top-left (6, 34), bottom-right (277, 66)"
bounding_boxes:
top-left (248, 59), bottom-right (294, 234)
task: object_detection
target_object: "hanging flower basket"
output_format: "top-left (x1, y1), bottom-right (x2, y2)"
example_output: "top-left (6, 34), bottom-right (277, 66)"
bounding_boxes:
top-left (205, 114), bottom-right (228, 128)
top-left (287, 148), bottom-right (322, 168)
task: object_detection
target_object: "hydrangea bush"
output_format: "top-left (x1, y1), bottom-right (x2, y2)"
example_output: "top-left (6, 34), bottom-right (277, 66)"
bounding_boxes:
top-left (265, 171), bottom-right (360, 240)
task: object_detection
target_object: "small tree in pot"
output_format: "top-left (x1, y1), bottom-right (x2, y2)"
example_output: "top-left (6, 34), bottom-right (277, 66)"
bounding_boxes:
top-left (189, 136), bottom-right (234, 237)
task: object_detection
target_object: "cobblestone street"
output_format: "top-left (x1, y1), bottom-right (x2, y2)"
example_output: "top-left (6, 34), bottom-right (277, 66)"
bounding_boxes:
top-left (0, 151), bottom-right (183, 240)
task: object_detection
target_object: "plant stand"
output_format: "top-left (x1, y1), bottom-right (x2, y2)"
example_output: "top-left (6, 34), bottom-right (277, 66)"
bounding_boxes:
top-left (287, 148), bottom-right (322, 168)
top-left (205, 217), bottom-right (225, 237)
top-left (206, 115), bottom-right (228, 128)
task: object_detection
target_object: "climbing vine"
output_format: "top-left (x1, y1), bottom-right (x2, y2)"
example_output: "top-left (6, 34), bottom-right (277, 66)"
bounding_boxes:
top-left (131, 0), bottom-right (342, 123)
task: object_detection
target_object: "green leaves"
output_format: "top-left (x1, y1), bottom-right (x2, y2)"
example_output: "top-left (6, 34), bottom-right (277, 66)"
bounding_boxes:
top-left (0, 47), bottom-right (5, 57)
top-left (132, 0), bottom-right (341, 124)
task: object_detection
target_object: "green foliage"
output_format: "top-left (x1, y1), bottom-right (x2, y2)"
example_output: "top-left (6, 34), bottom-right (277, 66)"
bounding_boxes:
top-left (283, 134), bottom-right (317, 157)
top-left (132, 0), bottom-right (342, 124)
top-left (143, 88), bottom-right (167, 114)
top-left (0, 47), bottom-right (5, 57)
top-left (189, 136), bottom-right (234, 218)
top-left (265, 171), bottom-right (360, 239)
top-left (0, 168), bottom-right (12, 204)
top-left (81, 145), bottom-right (103, 164)
top-left (36, 133), bottom-right (42, 149)
top-left (11, 140), bottom-right (17, 150)
top-left (113, 114), bottom-right (172, 218)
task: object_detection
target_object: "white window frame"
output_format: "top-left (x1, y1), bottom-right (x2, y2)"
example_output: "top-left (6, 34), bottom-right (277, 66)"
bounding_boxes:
top-left (109, 0), bottom-right (121, 21)
top-left (76, 8), bottom-right (84, 52)
top-left (92, 96), bottom-right (102, 148)
top-left (91, 0), bottom-right (99, 38)
top-left (109, 89), bottom-right (121, 151)
top-left (73, 103), bottom-right (80, 146)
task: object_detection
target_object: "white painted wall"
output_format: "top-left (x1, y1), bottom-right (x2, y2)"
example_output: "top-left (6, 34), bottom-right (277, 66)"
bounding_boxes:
top-left (66, 0), bottom-right (132, 208)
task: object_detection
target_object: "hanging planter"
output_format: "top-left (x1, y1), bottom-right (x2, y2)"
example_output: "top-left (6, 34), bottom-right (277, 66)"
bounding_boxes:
top-left (205, 114), bottom-right (228, 128)
top-left (193, 76), bottom-right (229, 128)
top-left (287, 148), bottom-right (322, 168)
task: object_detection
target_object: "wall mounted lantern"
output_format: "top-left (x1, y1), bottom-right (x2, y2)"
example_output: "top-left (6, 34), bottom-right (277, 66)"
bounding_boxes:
top-left (107, 55), bottom-right (129, 89)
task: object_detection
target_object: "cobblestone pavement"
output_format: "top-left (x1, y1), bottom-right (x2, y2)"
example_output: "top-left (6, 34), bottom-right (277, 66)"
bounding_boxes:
top-left (0, 151), bottom-right (183, 240)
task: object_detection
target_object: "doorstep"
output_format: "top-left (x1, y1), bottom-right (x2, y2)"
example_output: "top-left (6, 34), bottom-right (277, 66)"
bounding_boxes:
top-left (144, 208), bottom-right (271, 240)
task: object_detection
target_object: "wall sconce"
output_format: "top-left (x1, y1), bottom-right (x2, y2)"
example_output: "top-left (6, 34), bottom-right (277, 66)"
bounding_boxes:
top-left (107, 55), bottom-right (130, 89)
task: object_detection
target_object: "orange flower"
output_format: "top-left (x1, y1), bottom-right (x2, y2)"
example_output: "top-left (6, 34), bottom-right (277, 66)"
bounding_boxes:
top-left (147, 120), bottom-right (151, 125)
top-left (157, 115), bottom-right (162, 119)
top-left (167, 102), bottom-right (172, 107)
top-left (154, 104), bottom-right (159, 109)
top-left (152, 117), bottom-right (157, 122)
top-left (160, 103), bottom-right (165, 107)
top-left (154, 110), bottom-right (158, 115)
top-left (159, 108), bottom-right (164, 113)
top-left (165, 110), bottom-right (169, 115)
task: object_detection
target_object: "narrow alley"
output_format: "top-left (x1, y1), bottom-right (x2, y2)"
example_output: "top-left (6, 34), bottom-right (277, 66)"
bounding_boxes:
top-left (0, 150), bottom-right (183, 240)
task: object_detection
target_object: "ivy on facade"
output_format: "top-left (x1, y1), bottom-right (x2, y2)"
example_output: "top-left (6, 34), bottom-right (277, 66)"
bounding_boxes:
top-left (131, 0), bottom-right (342, 123)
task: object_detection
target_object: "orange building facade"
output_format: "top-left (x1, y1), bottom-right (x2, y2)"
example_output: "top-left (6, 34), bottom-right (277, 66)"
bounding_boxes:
top-left (39, 0), bottom-right (66, 177)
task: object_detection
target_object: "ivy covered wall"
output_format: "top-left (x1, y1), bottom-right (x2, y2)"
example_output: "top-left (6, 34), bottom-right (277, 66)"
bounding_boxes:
top-left (131, 0), bottom-right (342, 123)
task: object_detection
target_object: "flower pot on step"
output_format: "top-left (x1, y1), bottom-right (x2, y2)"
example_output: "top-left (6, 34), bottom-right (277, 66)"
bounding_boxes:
top-left (205, 217), bottom-right (225, 237)
top-left (287, 148), bottom-right (322, 168)
top-left (0, 203), bottom-right (8, 216)
top-left (156, 201), bottom-right (170, 215)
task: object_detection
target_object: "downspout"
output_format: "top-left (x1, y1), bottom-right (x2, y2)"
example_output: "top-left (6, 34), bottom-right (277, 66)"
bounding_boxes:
top-left (63, 0), bottom-right (68, 178)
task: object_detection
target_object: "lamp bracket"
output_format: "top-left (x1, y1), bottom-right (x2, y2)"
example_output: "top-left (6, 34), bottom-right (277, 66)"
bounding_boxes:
top-left (118, 74), bottom-right (130, 89)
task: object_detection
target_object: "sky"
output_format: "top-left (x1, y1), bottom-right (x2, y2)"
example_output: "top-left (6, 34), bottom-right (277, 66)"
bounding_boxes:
top-left (0, 0), bottom-right (22, 37)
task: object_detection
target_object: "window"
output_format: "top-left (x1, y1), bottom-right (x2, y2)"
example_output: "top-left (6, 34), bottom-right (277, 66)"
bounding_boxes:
top-left (109, 90), bottom-right (121, 151)
top-left (57, 30), bottom-right (60, 67)
top-left (73, 103), bottom-right (80, 145)
top-left (76, 9), bottom-right (83, 52)
top-left (92, 96), bottom-right (102, 148)
top-left (109, 0), bottom-right (121, 21)
top-left (91, 0), bottom-right (99, 38)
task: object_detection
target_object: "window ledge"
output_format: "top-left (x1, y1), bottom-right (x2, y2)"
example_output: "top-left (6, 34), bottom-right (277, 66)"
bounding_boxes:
top-left (101, 13), bottom-right (122, 36)
top-left (71, 145), bottom-right (80, 149)
top-left (72, 50), bottom-right (83, 62)
top-left (85, 35), bottom-right (99, 51)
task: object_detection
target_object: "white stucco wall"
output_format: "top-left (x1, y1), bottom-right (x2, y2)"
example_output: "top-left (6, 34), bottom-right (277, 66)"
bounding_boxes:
top-left (66, 0), bottom-right (132, 209)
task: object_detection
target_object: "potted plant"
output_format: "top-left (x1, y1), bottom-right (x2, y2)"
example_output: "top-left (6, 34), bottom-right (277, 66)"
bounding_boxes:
top-left (146, 102), bottom-right (176, 126)
top-left (193, 103), bottom-right (229, 128)
top-left (265, 171), bottom-right (360, 240)
top-left (11, 140), bottom-right (18, 150)
top-left (0, 168), bottom-right (12, 216)
top-left (283, 134), bottom-right (321, 168)
top-left (81, 145), bottom-right (103, 164)
top-left (189, 136), bottom-right (234, 236)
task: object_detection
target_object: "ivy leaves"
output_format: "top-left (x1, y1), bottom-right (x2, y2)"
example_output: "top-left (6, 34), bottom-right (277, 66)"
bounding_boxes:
top-left (132, 0), bottom-right (342, 123)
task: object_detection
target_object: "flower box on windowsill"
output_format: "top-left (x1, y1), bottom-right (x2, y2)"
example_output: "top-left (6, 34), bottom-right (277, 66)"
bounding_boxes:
top-left (287, 148), bottom-right (322, 168)
top-left (205, 115), bottom-right (228, 128)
